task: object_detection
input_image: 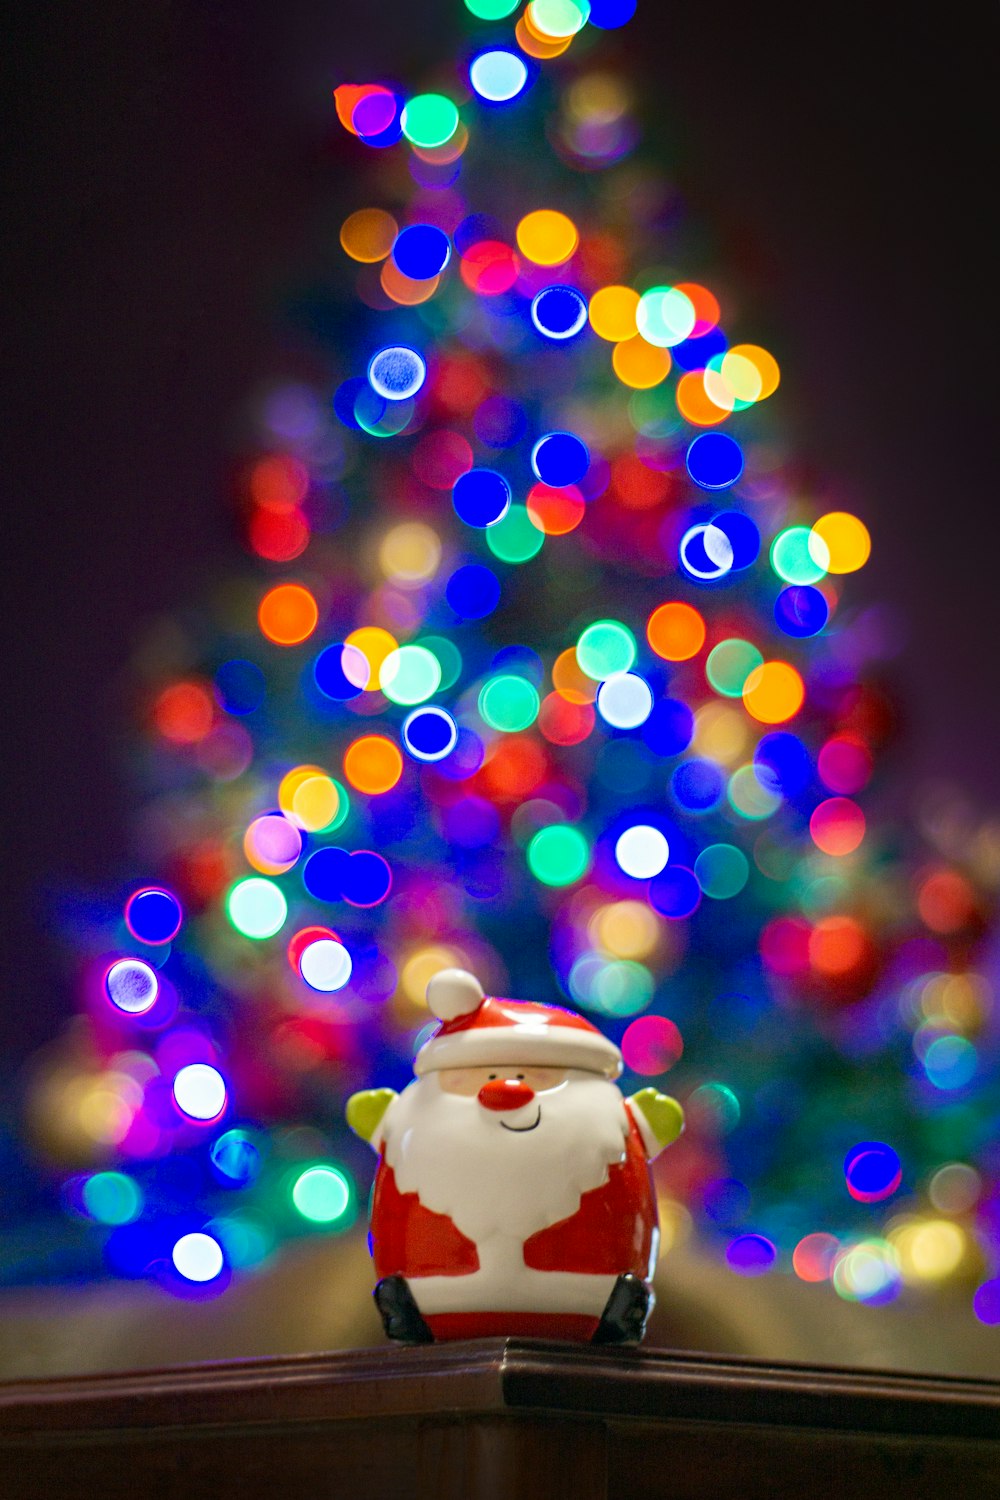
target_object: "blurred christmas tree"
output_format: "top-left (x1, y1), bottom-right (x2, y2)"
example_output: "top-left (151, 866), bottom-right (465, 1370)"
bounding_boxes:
top-left (23, 0), bottom-right (1000, 1321)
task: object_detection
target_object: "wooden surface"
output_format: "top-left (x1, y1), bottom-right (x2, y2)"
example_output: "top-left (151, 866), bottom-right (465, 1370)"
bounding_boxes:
top-left (2, 1339), bottom-right (998, 1499)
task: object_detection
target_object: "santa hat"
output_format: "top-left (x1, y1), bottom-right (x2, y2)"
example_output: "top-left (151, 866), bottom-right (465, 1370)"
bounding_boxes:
top-left (415, 968), bottom-right (622, 1079)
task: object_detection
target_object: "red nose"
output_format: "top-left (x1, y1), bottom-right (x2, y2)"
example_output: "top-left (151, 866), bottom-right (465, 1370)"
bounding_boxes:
top-left (478, 1079), bottom-right (535, 1112)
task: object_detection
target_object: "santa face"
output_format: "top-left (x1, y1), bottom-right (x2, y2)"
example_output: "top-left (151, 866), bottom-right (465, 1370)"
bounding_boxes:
top-left (437, 1064), bottom-right (568, 1132)
top-left (382, 1066), bottom-right (629, 1246)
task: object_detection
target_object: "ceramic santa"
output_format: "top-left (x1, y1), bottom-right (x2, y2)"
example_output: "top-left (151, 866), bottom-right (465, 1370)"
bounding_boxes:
top-left (347, 968), bottom-right (683, 1345)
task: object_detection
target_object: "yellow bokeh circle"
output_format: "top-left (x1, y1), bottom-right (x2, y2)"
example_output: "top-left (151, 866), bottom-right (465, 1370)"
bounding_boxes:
top-left (339, 208), bottom-right (398, 264)
top-left (379, 522), bottom-right (442, 586)
top-left (742, 660), bottom-right (805, 724)
top-left (588, 285), bottom-right (640, 342)
top-left (516, 209), bottom-right (579, 267)
top-left (719, 351), bottom-right (763, 404)
top-left (552, 647), bottom-right (597, 704)
top-left (726, 343), bottom-right (780, 401)
top-left (279, 765), bottom-right (324, 823)
top-left (380, 260), bottom-right (440, 307)
top-left (811, 512), bottom-right (871, 574)
top-left (612, 336), bottom-right (671, 390)
top-left (291, 774), bottom-right (340, 832)
top-left (345, 626), bottom-right (398, 688)
top-left (399, 944), bottom-right (465, 1008)
top-left (590, 900), bottom-right (659, 960)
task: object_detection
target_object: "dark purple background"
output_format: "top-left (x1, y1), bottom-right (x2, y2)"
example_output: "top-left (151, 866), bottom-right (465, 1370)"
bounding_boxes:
top-left (3, 2), bottom-right (995, 1062)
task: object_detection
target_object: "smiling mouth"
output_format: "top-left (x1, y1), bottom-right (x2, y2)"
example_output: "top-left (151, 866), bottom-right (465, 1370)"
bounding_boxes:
top-left (499, 1106), bottom-right (541, 1133)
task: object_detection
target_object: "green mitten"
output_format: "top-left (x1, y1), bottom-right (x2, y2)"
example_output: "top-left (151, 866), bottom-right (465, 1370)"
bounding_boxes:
top-left (346, 1088), bottom-right (397, 1145)
top-left (629, 1087), bottom-right (684, 1152)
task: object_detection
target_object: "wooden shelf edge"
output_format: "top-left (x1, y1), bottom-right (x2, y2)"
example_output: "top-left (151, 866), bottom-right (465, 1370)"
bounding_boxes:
top-left (2, 1339), bottom-right (998, 1443)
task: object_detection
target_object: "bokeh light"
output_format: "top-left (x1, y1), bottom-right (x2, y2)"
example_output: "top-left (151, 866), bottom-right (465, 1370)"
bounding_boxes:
top-left (244, 815), bottom-right (302, 876)
top-left (832, 1239), bottom-right (900, 1305)
top-left (890, 1218), bottom-right (967, 1284)
top-left (380, 645), bottom-right (442, 705)
top-left (453, 468), bottom-right (511, 528)
top-left (647, 602), bottom-right (705, 661)
top-left (527, 824), bottom-right (591, 885)
top-left (173, 1063), bottom-right (227, 1122)
top-left (446, 562), bottom-right (501, 619)
top-left (226, 877), bottom-right (288, 939)
top-left (615, 825), bottom-right (670, 879)
top-left (403, 706), bottom-right (459, 761)
top-left (465, 0), bottom-right (520, 16)
top-left (516, 209), bottom-right (579, 266)
top-left (211, 1130), bottom-right (261, 1187)
top-left (636, 286), bottom-right (696, 348)
top-left (479, 674), bottom-right (540, 732)
top-left (368, 345), bottom-right (426, 400)
top-left (392, 224), bottom-right (451, 280)
top-left (612, 335), bottom-right (671, 388)
top-left (774, 585), bottom-right (828, 638)
top-left (808, 916), bottom-right (870, 978)
top-left (343, 735), bottom-right (404, 795)
top-left (818, 735), bottom-right (872, 795)
top-left (299, 938), bottom-right (354, 992)
top-left (470, 49), bottom-right (529, 102)
top-left (679, 523), bottom-right (733, 581)
top-left (379, 522), bottom-right (441, 585)
top-left (792, 1233), bottom-right (840, 1283)
top-left (340, 207), bottom-right (397, 262)
top-left (258, 584), bottom-right (319, 646)
top-left (172, 1232), bottom-right (225, 1283)
top-left (706, 639), bottom-right (763, 698)
top-left (742, 661), bottom-right (805, 723)
top-left (153, 681), bottom-right (214, 744)
top-left (486, 504), bottom-right (545, 564)
top-left (812, 512), bottom-right (871, 574)
top-left (621, 1015), bottom-right (683, 1074)
top-left (928, 1162), bottom-right (981, 1215)
top-left (531, 285), bottom-right (588, 341)
top-left (528, 0), bottom-right (591, 37)
top-left (726, 1234), bottom-right (776, 1276)
top-left (291, 1165), bottom-right (354, 1225)
top-left (105, 959), bottom-right (159, 1015)
top-left (725, 343), bottom-right (779, 400)
top-left (531, 431), bottom-right (590, 487)
top-left (597, 672), bottom-right (653, 729)
top-left (694, 844), bottom-right (749, 899)
top-left (973, 1280), bottom-right (1000, 1326)
top-left (845, 1142), bottom-right (902, 1204)
top-left (576, 619), bottom-right (636, 680)
top-left (82, 1172), bottom-right (142, 1226)
top-left (526, 482), bottom-right (586, 535)
top-left (401, 93), bottom-right (460, 148)
top-left (125, 887), bottom-right (183, 945)
top-left (770, 527), bottom-right (829, 586)
top-left (810, 798), bottom-right (866, 856)
top-left (685, 432), bottom-right (743, 490)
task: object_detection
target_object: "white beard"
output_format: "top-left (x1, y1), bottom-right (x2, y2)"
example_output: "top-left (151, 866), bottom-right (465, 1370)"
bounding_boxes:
top-left (382, 1071), bottom-right (629, 1246)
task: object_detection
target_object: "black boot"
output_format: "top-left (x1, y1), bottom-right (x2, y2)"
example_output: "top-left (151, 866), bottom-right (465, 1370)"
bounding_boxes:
top-left (374, 1275), bottom-right (434, 1344)
top-left (591, 1272), bottom-right (651, 1346)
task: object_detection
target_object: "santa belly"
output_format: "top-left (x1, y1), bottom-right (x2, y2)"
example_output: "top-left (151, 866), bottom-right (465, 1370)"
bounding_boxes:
top-left (370, 1112), bottom-right (659, 1339)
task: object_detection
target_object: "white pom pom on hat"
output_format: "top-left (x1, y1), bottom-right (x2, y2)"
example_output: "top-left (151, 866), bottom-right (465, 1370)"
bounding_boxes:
top-left (425, 967), bottom-right (485, 1022)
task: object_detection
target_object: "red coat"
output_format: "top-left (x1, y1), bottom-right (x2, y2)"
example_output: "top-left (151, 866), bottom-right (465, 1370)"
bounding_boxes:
top-left (370, 1104), bottom-right (657, 1339)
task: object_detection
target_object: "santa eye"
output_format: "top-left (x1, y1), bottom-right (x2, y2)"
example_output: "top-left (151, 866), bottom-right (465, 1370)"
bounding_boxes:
top-left (517, 1074), bottom-right (524, 1080)
top-left (488, 1073), bottom-right (497, 1080)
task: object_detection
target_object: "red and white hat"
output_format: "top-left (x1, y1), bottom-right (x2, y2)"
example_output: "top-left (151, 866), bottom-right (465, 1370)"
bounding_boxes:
top-left (415, 968), bottom-right (622, 1079)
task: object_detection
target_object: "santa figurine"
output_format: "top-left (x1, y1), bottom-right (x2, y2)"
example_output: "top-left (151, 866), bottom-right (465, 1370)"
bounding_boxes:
top-left (347, 968), bottom-right (683, 1345)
